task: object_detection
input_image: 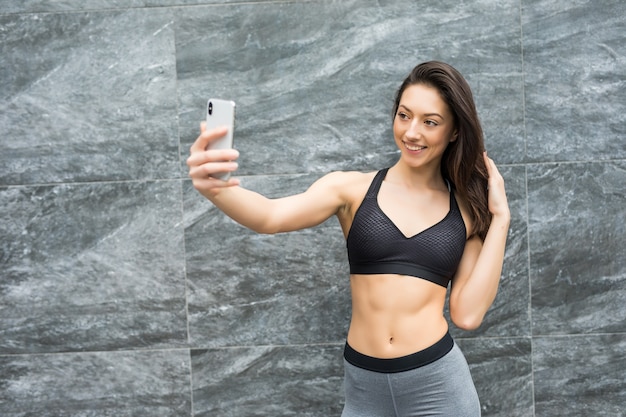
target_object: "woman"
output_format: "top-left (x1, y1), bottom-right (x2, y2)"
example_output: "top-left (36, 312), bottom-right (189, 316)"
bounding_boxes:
top-left (187, 61), bottom-right (510, 416)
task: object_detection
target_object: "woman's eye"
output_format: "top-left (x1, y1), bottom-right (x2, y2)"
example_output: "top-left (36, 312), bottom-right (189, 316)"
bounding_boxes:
top-left (425, 120), bottom-right (438, 126)
top-left (397, 112), bottom-right (409, 120)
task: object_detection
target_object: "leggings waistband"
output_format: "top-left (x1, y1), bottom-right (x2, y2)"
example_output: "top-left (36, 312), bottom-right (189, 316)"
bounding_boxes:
top-left (343, 332), bottom-right (454, 373)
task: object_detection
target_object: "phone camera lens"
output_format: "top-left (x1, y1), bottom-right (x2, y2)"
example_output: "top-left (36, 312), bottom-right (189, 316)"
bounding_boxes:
top-left (208, 101), bottom-right (213, 115)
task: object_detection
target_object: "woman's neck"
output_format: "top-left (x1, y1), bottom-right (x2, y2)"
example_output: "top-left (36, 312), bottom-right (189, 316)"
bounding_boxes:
top-left (388, 161), bottom-right (446, 191)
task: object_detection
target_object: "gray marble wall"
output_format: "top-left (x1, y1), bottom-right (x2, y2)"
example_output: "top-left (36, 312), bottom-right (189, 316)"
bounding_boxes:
top-left (1, 1), bottom-right (624, 416)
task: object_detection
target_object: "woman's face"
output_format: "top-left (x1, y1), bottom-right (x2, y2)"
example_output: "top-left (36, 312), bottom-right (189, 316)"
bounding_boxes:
top-left (393, 83), bottom-right (457, 169)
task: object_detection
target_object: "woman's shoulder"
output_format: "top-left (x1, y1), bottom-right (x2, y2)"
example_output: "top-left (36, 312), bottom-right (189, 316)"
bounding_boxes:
top-left (320, 170), bottom-right (382, 211)
top-left (318, 170), bottom-right (379, 192)
top-left (318, 170), bottom-right (380, 227)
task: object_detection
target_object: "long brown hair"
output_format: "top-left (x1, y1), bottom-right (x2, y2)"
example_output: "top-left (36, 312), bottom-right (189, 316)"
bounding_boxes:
top-left (392, 61), bottom-right (490, 240)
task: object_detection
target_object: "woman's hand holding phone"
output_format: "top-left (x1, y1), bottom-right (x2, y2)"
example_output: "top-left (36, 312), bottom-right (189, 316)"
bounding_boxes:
top-left (187, 122), bottom-right (240, 196)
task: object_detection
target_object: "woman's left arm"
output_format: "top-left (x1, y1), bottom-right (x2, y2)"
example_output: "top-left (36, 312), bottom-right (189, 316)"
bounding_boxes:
top-left (449, 152), bottom-right (511, 330)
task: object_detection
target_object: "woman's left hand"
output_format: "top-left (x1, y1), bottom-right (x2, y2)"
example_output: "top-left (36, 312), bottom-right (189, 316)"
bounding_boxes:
top-left (483, 151), bottom-right (510, 219)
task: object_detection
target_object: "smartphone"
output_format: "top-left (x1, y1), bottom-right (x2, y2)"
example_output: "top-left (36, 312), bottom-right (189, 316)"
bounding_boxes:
top-left (206, 98), bottom-right (236, 180)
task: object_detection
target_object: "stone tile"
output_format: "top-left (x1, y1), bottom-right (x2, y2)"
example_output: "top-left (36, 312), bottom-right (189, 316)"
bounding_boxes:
top-left (3, 2), bottom-right (624, 416)
top-left (183, 175), bottom-right (351, 348)
top-left (175, 0), bottom-right (524, 178)
top-left (0, 9), bottom-right (179, 185)
top-left (0, 349), bottom-right (191, 416)
top-left (0, 180), bottom-right (188, 353)
top-left (522, 0), bottom-right (626, 162)
top-left (457, 337), bottom-right (534, 417)
top-left (0, 0), bottom-right (270, 14)
top-left (191, 344), bottom-right (344, 417)
top-left (528, 162), bottom-right (626, 335)
top-left (533, 334), bottom-right (626, 416)
top-left (449, 165), bottom-right (531, 338)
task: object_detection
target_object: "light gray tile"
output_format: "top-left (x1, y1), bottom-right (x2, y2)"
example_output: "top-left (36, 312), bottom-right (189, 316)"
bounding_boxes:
top-left (0, 180), bottom-right (187, 353)
top-left (533, 334), bottom-right (626, 416)
top-left (0, 0), bottom-right (273, 14)
top-left (522, 0), bottom-right (626, 162)
top-left (0, 9), bottom-right (179, 185)
top-left (0, 349), bottom-right (191, 416)
top-left (528, 162), bottom-right (626, 335)
top-left (457, 337), bottom-right (534, 417)
top-left (184, 175), bottom-right (351, 348)
top-left (191, 344), bottom-right (344, 417)
top-left (175, 0), bottom-right (524, 178)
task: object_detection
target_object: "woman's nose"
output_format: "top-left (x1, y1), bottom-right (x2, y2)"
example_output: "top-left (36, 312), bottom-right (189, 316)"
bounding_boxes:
top-left (405, 119), bottom-right (421, 139)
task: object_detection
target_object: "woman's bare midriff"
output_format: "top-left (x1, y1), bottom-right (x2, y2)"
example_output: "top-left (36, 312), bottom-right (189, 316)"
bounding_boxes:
top-left (346, 273), bottom-right (449, 359)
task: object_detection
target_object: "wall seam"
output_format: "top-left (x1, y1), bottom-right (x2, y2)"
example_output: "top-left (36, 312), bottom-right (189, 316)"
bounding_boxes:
top-left (518, 0), bottom-right (536, 415)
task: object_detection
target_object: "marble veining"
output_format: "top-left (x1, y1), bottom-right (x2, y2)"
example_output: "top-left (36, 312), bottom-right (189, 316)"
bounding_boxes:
top-left (0, 9), bottom-right (180, 186)
top-left (457, 337), bottom-right (534, 417)
top-left (0, 181), bottom-right (188, 353)
top-left (528, 162), bottom-right (626, 335)
top-left (0, 0), bottom-right (272, 14)
top-left (0, 349), bottom-right (191, 416)
top-left (0, 0), bottom-right (624, 415)
top-left (533, 334), bottom-right (626, 416)
top-left (175, 0), bottom-right (524, 179)
top-left (522, 0), bottom-right (626, 163)
top-left (184, 175), bottom-right (351, 348)
top-left (191, 344), bottom-right (344, 416)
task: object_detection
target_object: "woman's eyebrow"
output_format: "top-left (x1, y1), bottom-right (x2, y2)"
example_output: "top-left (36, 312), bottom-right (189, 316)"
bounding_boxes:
top-left (398, 105), bottom-right (444, 120)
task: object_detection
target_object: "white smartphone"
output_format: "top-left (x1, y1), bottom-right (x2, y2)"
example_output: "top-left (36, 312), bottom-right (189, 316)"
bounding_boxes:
top-left (206, 98), bottom-right (236, 180)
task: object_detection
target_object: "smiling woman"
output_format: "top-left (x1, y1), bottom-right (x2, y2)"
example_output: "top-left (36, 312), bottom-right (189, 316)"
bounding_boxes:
top-left (392, 61), bottom-right (493, 241)
top-left (393, 83), bottom-right (458, 169)
top-left (187, 61), bottom-right (510, 417)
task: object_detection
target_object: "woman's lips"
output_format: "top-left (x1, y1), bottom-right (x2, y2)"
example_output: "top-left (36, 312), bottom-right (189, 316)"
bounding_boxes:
top-left (403, 142), bottom-right (426, 152)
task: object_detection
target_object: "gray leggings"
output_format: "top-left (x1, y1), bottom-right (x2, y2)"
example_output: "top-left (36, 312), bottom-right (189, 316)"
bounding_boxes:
top-left (342, 343), bottom-right (481, 417)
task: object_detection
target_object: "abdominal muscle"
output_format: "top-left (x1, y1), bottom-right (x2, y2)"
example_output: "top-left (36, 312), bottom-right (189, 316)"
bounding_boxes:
top-left (346, 273), bottom-right (449, 359)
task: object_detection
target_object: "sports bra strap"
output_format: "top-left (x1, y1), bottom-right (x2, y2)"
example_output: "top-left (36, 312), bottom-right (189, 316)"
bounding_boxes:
top-left (364, 168), bottom-right (388, 199)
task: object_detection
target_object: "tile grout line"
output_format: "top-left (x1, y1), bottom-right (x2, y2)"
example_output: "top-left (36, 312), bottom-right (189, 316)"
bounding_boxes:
top-left (518, 1), bottom-right (536, 414)
top-left (3, 332), bottom-right (624, 358)
top-left (525, 163), bottom-right (536, 417)
top-left (172, 12), bottom-right (196, 413)
top-left (2, 158), bottom-right (625, 190)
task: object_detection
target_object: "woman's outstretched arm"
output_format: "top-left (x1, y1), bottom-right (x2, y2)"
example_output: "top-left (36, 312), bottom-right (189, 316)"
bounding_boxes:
top-left (187, 123), bottom-right (348, 234)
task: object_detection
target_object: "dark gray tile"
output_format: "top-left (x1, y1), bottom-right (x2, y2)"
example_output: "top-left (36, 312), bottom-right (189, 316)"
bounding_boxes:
top-left (0, 9), bottom-right (179, 185)
top-left (0, 180), bottom-right (187, 353)
top-left (528, 162), bottom-right (626, 335)
top-left (183, 175), bottom-right (351, 348)
top-left (534, 334), bottom-right (626, 416)
top-left (0, 349), bottom-right (191, 416)
top-left (522, 0), bottom-right (626, 162)
top-left (191, 344), bottom-right (344, 417)
top-left (449, 165), bottom-right (531, 338)
top-left (457, 337), bottom-right (534, 417)
top-left (175, 0), bottom-right (524, 178)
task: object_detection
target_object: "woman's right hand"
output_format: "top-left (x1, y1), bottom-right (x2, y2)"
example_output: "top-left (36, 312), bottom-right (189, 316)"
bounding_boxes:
top-left (187, 122), bottom-right (240, 196)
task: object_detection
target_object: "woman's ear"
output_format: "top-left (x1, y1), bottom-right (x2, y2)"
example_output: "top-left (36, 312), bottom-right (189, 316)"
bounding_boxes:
top-left (450, 131), bottom-right (458, 142)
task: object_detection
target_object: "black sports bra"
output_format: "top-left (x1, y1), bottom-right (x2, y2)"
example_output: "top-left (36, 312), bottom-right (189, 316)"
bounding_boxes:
top-left (346, 168), bottom-right (467, 288)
